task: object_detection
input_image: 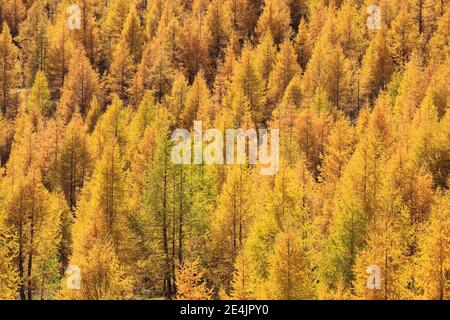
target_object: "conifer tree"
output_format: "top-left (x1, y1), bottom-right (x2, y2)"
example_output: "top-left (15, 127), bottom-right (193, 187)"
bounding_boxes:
top-left (227, 249), bottom-right (256, 299)
top-left (417, 191), bottom-right (450, 300)
top-left (255, 31), bottom-right (277, 88)
top-left (336, 0), bottom-right (366, 60)
top-left (266, 227), bottom-right (314, 299)
top-left (0, 215), bottom-right (20, 299)
top-left (145, 0), bottom-right (165, 41)
top-left (143, 107), bottom-right (177, 298)
top-left (108, 39), bottom-right (136, 102)
top-left (387, 5), bottom-right (420, 67)
top-left (136, 40), bottom-right (174, 103)
top-left (61, 238), bottom-right (133, 299)
top-left (256, 0), bottom-right (292, 45)
top-left (294, 18), bottom-right (312, 71)
top-left (72, 0), bottom-right (98, 65)
top-left (353, 213), bottom-right (405, 300)
top-left (91, 95), bottom-right (129, 158)
top-left (99, 0), bottom-right (130, 69)
top-left (428, 9), bottom-right (450, 63)
top-left (337, 98), bottom-right (393, 222)
top-left (28, 71), bottom-right (52, 117)
top-left (360, 27), bottom-right (395, 103)
top-left (175, 257), bottom-right (213, 300)
top-left (205, 0), bottom-right (230, 72)
top-left (178, 13), bottom-right (210, 82)
top-left (58, 113), bottom-right (92, 211)
top-left (121, 5), bottom-right (145, 64)
top-left (210, 165), bottom-right (252, 292)
top-left (3, 0), bottom-right (26, 37)
top-left (181, 71), bottom-right (211, 128)
top-left (320, 205), bottom-right (366, 290)
top-left (46, 7), bottom-right (75, 97)
top-left (58, 48), bottom-right (99, 121)
top-left (224, 0), bottom-right (257, 41)
top-left (4, 169), bottom-right (60, 299)
top-left (0, 23), bottom-right (20, 117)
top-left (18, 0), bottom-right (49, 86)
top-left (167, 73), bottom-right (190, 125)
top-left (230, 44), bottom-right (266, 127)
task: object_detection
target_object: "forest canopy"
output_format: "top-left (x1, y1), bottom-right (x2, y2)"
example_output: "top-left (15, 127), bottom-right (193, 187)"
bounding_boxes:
top-left (0, 0), bottom-right (449, 300)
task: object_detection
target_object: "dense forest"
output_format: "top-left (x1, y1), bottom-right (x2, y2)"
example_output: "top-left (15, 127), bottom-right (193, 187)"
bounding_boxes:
top-left (0, 0), bottom-right (449, 300)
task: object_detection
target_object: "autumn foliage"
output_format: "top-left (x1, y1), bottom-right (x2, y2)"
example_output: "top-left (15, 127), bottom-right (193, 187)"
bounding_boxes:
top-left (0, 0), bottom-right (449, 300)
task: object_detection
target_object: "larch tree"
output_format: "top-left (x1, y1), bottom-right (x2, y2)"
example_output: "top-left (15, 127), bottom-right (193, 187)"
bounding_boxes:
top-left (428, 9), bottom-right (450, 63)
top-left (177, 12), bottom-right (210, 82)
top-left (18, 0), bottom-right (49, 86)
top-left (319, 115), bottom-right (356, 224)
top-left (46, 7), bottom-right (75, 97)
top-left (0, 209), bottom-right (20, 299)
top-left (90, 95), bottom-right (129, 158)
top-left (128, 91), bottom-right (156, 151)
top-left (254, 31), bottom-right (277, 89)
top-left (325, 46), bottom-right (352, 112)
top-left (3, 120), bottom-right (62, 299)
top-left (210, 165), bottom-right (253, 292)
top-left (336, 0), bottom-right (366, 61)
top-left (416, 191), bottom-right (450, 300)
top-left (27, 71), bottom-right (52, 118)
top-left (64, 132), bottom-right (135, 300)
top-left (145, 0), bottom-right (165, 41)
top-left (181, 70), bottom-right (211, 128)
top-left (410, 0), bottom-right (442, 39)
top-left (143, 107), bottom-right (178, 298)
top-left (159, 15), bottom-right (183, 74)
top-left (392, 53), bottom-right (427, 125)
top-left (256, 0), bottom-right (292, 45)
top-left (58, 113), bottom-right (92, 212)
top-left (175, 257), bottom-right (213, 300)
top-left (107, 38), bottom-right (136, 103)
top-left (320, 205), bottom-right (366, 290)
top-left (85, 96), bottom-right (102, 133)
top-left (320, 115), bottom-right (356, 187)
top-left (287, 0), bottom-right (308, 31)
top-left (301, 36), bottom-right (330, 102)
top-left (3, 0), bottom-right (26, 37)
top-left (99, 0), bottom-right (130, 70)
top-left (265, 226), bottom-right (315, 299)
top-left (166, 72), bottom-right (190, 125)
top-left (387, 5), bottom-right (420, 68)
top-left (293, 106), bottom-right (334, 176)
top-left (58, 48), bottom-right (99, 122)
top-left (0, 23), bottom-right (20, 118)
top-left (227, 248), bottom-right (256, 299)
top-left (136, 39), bottom-right (174, 103)
top-left (352, 212), bottom-right (405, 300)
top-left (60, 238), bottom-right (133, 299)
top-left (360, 27), bottom-right (395, 104)
top-left (294, 18), bottom-right (312, 71)
top-left (121, 5), bottom-right (145, 64)
top-left (72, 0), bottom-right (98, 65)
top-left (336, 98), bottom-right (393, 223)
top-left (307, 1), bottom-right (328, 44)
top-left (230, 44), bottom-right (266, 127)
top-left (224, 0), bottom-right (258, 41)
top-left (205, 0), bottom-right (230, 75)
top-left (410, 89), bottom-right (450, 190)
